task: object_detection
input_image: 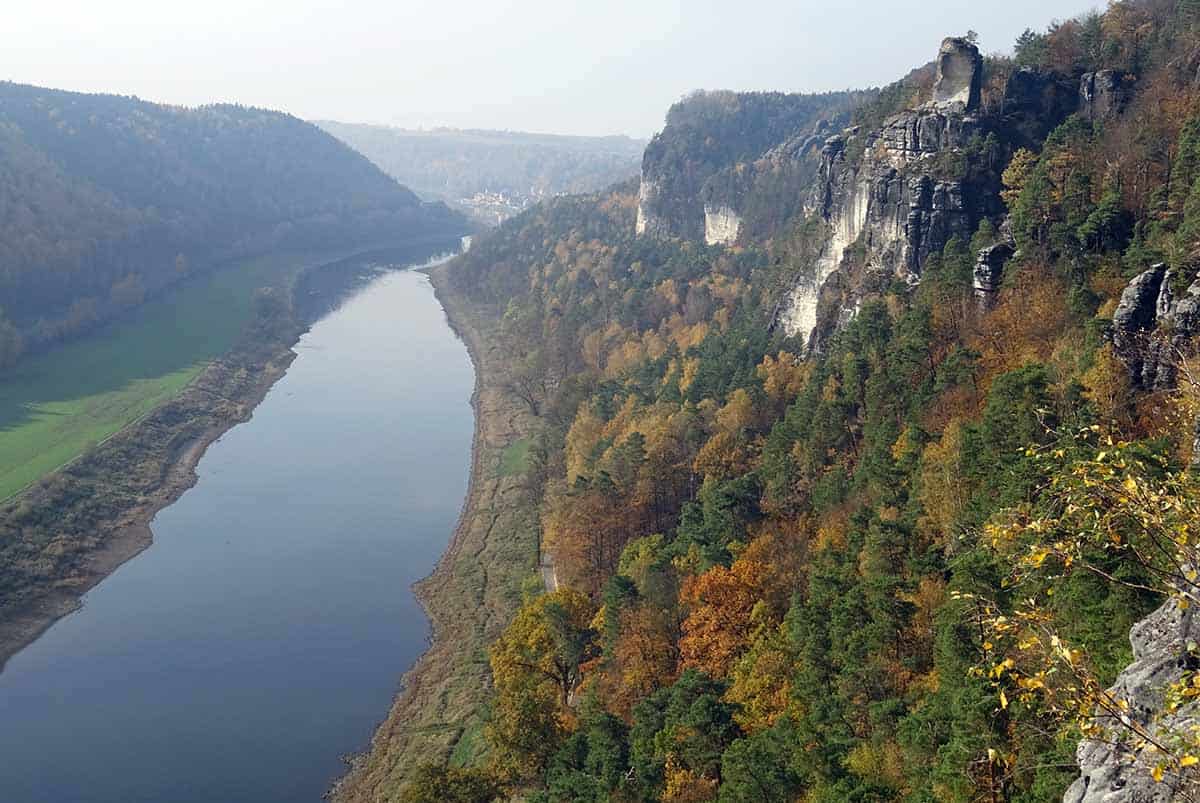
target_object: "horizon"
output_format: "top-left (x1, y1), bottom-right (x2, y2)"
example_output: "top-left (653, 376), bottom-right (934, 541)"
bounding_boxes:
top-left (10, 0), bottom-right (1099, 139)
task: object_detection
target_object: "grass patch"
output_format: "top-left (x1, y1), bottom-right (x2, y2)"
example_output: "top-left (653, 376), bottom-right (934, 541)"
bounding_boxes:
top-left (0, 252), bottom-right (331, 501)
top-left (448, 719), bottom-right (488, 768)
top-left (497, 437), bottom-right (532, 478)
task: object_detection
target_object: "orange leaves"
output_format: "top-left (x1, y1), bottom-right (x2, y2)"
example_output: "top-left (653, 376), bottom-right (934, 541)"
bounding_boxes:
top-left (606, 605), bottom-right (680, 719)
top-left (679, 555), bottom-right (777, 679)
top-left (969, 264), bottom-right (1072, 386)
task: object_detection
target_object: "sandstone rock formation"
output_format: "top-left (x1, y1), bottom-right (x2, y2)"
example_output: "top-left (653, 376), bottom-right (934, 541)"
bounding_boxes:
top-left (1000, 67), bottom-right (1080, 148)
top-left (778, 40), bottom-right (984, 349)
top-left (932, 36), bottom-right (983, 111)
top-left (1111, 265), bottom-right (1200, 389)
top-left (1080, 70), bottom-right (1128, 122)
top-left (634, 91), bottom-right (858, 242)
top-left (635, 177), bottom-right (664, 237)
top-left (1064, 596), bottom-right (1200, 802)
top-left (703, 204), bottom-right (742, 245)
top-left (973, 241), bottom-right (1014, 306)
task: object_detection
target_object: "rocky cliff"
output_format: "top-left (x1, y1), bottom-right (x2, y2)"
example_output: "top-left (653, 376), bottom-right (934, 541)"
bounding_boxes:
top-left (774, 38), bottom-right (1083, 352)
top-left (635, 90), bottom-right (863, 243)
top-left (778, 38), bottom-right (992, 349)
top-left (1111, 264), bottom-right (1200, 390)
top-left (1064, 596), bottom-right (1200, 802)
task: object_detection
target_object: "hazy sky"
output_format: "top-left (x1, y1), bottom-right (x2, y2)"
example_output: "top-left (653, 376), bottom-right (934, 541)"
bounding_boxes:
top-left (9, 0), bottom-right (1096, 138)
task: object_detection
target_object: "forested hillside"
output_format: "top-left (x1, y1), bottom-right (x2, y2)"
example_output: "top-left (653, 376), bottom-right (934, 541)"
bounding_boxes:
top-left (403, 2), bottom-right (1200, 801)
top-left (315, 122), bottom-right (645, 224)
top-left (0, 83), bottom-right (464, 365)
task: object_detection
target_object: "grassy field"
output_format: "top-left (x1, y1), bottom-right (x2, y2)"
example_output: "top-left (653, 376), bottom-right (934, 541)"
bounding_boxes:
top-left (0, 252), bottom-right (329, 501)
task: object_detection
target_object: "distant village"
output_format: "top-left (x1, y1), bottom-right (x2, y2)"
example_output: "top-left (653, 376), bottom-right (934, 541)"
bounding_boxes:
top-left (458, 188), bottom-right (548, 225)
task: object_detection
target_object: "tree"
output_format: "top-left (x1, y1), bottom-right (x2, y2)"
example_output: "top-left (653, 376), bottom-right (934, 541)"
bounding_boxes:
top-left (1001, 149), bottom-right (1039, 210)
top-left (487, 588), bottom-right (597, 780)
top-left (537, 700), bottom-right (631, 803)
top-left (970, 431), bottom-right (1196, 793)
top-left (630, 670), bottom-right (742, 796)
top-left (1013, 28), bottom-right (1047, 67)
top-left (399, 764), bottom-right (502, 803)
top-left (679, 558), bottom-right (773, 678)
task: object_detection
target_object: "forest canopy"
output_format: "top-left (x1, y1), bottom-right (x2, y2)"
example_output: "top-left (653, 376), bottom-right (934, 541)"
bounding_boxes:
top-left (0, 82), bottom-right (464, 363)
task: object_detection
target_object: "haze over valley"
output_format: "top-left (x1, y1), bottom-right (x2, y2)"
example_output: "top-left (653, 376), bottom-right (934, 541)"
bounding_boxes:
top-left (7, 2), bottom-right (1200, 803)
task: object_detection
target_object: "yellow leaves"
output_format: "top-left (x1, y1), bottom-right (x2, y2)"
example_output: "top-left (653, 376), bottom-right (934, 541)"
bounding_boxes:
top-left (1001, 148), bottom-right (1039, 208)
top-left (679, 357), bottom-right (700, 393)
top-left (756, 351), bottom-right (808, 406)
top-left (725, 623), bottom-right (795, 733)
top-left (999, 689), bottom-right (1009, 709)
top-left (844, 741), bottom-right (907, 787)
top-left (1027, 546), bottom-right (1052, 568)
top-left (1181, 755), bottom-right (1199, 767)
top-left (1153, 764), bottom-right (1165, 783)
top-left (916, 421), bottom-right (968, 546)
top-left (714, 388), bottom-right (756, 434)
top-left (662, 757), bottom-right (718, 803)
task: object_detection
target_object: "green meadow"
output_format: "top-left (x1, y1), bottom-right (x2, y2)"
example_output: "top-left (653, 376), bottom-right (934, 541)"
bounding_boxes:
top-left (0, 252), bottom-right (326, 501)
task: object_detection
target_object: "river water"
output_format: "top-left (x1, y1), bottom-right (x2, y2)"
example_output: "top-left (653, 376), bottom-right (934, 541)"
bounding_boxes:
top-left (0, 247), bottom-right (475, 802)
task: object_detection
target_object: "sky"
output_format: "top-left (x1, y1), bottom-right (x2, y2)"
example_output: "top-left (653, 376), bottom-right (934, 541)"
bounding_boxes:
top-left (8, 0), bottom-right (1098, 138)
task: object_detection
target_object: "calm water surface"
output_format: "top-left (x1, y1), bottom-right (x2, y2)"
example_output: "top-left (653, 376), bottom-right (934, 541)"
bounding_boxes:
top-left (0, 252), bottom-right (475, 802)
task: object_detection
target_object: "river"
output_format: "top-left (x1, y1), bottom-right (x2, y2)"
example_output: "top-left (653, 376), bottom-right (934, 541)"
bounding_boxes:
top-left (0, 248), bottom-right (475, 802)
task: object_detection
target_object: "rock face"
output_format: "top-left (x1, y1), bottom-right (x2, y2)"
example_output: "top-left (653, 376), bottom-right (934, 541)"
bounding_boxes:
top-left (635, 178), bottom-right (665, 237)
top-left (1080, 70), bottom-right (1128, 122)
top-left (932, 36), bottom-right (983, 111)
top-left (774, 38), bottom-right (1088, 352)
top-left (1111, 265), bottom-right (1200, 389)
top-left (704, 205), bottom-right (742, 245)
top-left (1001, 67), bottom-right (1080, 148)
top-left (973, 241), bottom-right (1014, 305)
top-left (1064, 596), bottom-right (1200, 802)
top-left (634, 90), bottom-right (859, 241)
top-left (778, 60), bottom-right (983, 348)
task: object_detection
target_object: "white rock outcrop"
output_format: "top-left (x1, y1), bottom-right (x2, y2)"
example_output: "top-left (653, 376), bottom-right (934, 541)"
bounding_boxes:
top-left (703, 205), bottom-right (742, 246)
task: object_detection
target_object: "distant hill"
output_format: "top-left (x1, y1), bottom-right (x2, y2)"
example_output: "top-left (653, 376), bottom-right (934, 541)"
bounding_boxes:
top-left (0, 82), bottom-right (465, 362)
top-left (315, 122), bottom-right (646, 224)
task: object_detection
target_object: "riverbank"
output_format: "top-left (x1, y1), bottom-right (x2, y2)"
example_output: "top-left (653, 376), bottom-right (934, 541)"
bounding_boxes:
top-left (331, 262), bottom-right (541, 800)
top-left (0, 312), bottom-right (301, 672)
top-left (0, 241), bottom-right (461, 673)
